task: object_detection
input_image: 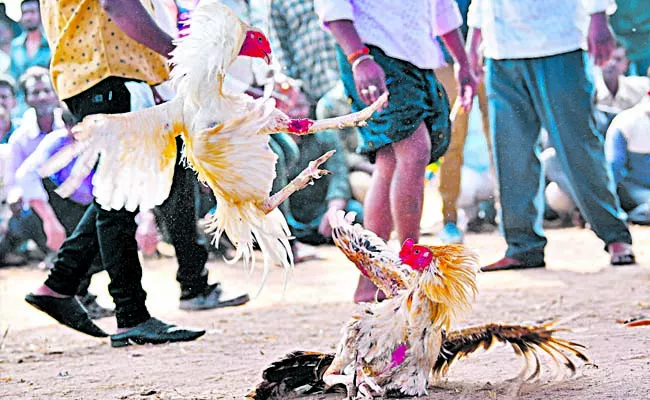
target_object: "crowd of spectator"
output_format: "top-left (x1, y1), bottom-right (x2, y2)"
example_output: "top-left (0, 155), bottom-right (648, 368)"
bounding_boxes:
top-left (1, 0), bottom-right (649, 301)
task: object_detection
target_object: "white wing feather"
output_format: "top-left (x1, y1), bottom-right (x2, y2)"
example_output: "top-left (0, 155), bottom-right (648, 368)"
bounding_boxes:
top-left (39, 99), bottom-right (184, 212)
top-left (185, 96), bottom-right (293, 289)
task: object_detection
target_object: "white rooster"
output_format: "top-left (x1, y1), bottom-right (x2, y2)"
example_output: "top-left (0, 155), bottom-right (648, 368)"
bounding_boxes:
top-left (39, 0), bottom-right (387, 283)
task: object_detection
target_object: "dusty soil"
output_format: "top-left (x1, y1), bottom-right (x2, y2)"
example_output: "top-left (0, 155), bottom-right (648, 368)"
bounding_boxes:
top-left (1, 223), bottom-right (650, 400)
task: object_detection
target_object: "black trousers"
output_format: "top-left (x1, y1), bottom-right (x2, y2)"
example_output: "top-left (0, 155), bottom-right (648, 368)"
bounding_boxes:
top-left (44, 78), bottom-right (150, 328)
top-left (155, 137), bottom-right (209, 300)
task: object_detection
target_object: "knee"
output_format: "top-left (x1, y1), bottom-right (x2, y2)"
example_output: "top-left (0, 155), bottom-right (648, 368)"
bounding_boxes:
top-left (397, 145), bottom-right (430, 170)
top-left (399, 123), bottom-right (432, 167)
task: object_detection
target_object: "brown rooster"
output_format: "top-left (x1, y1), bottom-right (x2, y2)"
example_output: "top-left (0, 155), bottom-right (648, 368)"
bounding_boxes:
top-left (245, 211), bottom-right (589, 399)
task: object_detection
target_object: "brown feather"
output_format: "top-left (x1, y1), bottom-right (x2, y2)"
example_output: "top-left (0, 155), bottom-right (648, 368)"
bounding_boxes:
top-left (433, 322), bottom-right (589, 380)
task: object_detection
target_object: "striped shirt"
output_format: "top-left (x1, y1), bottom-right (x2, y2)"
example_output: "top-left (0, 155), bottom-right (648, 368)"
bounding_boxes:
top-left (269, 0), bottom-right (340, 103)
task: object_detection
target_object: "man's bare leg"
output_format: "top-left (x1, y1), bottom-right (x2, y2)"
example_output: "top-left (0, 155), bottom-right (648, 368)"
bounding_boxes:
top-left (353, 146), bottom-right (396, 303)
top-left (390, 122), bottom-right (431, 242)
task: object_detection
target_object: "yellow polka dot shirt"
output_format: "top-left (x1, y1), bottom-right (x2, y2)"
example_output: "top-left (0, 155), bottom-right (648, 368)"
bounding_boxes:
top-left (40, 0), bottom-right (170, 100)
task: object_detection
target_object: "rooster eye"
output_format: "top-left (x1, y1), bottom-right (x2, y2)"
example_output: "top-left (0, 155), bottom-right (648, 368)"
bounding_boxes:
top-left (414, 249), bottom-right (420, 254)
top-left (257, 36), bottom-right (262, 42)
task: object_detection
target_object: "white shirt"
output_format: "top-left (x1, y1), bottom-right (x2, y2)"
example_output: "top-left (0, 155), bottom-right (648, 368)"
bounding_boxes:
top-left (608, 101), bottom-right (650, 154)
top-left (595, 74), bottom-right (650, 113)
top-left (467, 0), bottom-right (615, 60)
top-left (314, 0), bottom-right (462, 70)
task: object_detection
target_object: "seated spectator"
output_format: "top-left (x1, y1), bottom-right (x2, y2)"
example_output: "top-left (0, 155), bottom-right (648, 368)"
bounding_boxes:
top-left (286, 129), bottom-right (362, 246)
top-left (0, 106), bottom-right (12, 143)
top-left (0, 142), bottom-right (26, 267)
top-left (596, 43), bottom-right (650, 112)
top-left (605, 96), bottom-right (650, 225)
top-left (593, 42), bottom-right (650, 132)
top-left (542, 44), bottom-right (650, 226)
top-left (2, 66), bottom-right (112, 317)
top-left (4, 67), bottom-right (66, 257)
top-left (0, 75), bottom-right (19, 141)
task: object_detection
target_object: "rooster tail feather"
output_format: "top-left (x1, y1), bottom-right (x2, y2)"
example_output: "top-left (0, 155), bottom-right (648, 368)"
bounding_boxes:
top-left (245, 351), bottom-right (335, 400)
top-left (433, 322), bottom-right (590, 380)
top-left (206, 204), bottom-right (292, 295)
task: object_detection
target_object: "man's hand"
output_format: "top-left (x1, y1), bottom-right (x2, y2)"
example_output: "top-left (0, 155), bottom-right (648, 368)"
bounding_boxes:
top-left (318, 209), bottom-right (336, 239)
top-left (588, 12), bottom-right (615, 67)
top-left (136, 211), bottom-right (159, 256)
top-left (467, 28), bottom-right (484, 82)
top-left (353, 58), bottom-right (388, 108)
top-left (467, 46), bottom-right (484, 83)
top-left (325, 20), bottom-right (389, 110)
top-left (43, 218), bottom-right (66, 251)
top-left (456, 62), bottom-right (477, 113)
top-left (319, 199), bottom-right (347, 238)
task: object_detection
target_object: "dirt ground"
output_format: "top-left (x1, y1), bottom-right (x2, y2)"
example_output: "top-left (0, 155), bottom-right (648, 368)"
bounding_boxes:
top-left (1, 220), bottom-right (650, 399)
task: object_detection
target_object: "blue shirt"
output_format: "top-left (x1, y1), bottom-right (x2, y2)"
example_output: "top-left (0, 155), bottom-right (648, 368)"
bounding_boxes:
top-left (9, 30), bottom-right (51, 80)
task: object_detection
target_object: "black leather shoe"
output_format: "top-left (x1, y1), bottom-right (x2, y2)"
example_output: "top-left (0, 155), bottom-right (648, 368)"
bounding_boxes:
top-left (179, 283), bottom-right (250, 311)
top-left (110, 318), bottom-right (205, 348)
top-left (25, 293), bottom-right (109, 337)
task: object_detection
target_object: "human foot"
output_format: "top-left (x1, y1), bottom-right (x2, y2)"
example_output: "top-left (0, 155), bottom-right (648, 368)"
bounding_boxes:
top-left (25, 292), bottom-right (108, 337)
top-left (33, 284), bottom-right (69, 298)
top-left (608, 242), bottom-right (635, 266)
top-left (353, 276), bottom-right (387, 303)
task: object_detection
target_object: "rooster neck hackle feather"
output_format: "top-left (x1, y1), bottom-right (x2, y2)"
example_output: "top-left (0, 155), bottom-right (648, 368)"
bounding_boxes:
top-left (416, 245), bottom-right (479, 331)
top-left (169, 0), bottom-right (248, 105)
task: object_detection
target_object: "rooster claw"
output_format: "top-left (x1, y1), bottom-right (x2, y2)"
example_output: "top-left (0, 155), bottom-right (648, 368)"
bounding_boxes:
top-left (302, 150), bottom-right (335, 182)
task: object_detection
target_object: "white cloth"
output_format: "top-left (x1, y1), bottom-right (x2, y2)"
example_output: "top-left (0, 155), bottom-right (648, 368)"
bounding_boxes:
top-left (467, 0), bottom-right (615, 60)
top-left (314, 0), bottom-right (462, 70)
top-left (608, 102), bottom-right (650, 154)
top-left (595, 74), bottom-right (650, 113)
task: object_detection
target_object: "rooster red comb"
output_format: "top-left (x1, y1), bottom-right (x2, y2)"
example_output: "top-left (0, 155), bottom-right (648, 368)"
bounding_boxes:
top-left (399, 238), bottom-right (415, 258)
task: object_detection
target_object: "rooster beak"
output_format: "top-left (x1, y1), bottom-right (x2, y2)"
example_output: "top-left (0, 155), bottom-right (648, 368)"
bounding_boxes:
top-left (264, 52), bottom-right (272, 65)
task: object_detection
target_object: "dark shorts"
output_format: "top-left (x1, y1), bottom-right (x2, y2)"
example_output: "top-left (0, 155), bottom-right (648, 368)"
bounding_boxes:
top-left (337, 45), bottom-right (451, 163)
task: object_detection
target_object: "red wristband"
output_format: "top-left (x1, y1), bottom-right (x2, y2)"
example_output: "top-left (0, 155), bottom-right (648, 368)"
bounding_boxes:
top-left (347, 47), bottom-right (370, 64)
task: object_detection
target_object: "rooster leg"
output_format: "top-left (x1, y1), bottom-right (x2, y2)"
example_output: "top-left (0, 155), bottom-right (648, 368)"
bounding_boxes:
top-left (357, 376), bottom-right (383, 399)
top-left (268, 92), bottom-right (389, 135)
top-left (260, 150), bottom-right (335, 214)
top-left (323, 370), bottom-right (355, 400)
